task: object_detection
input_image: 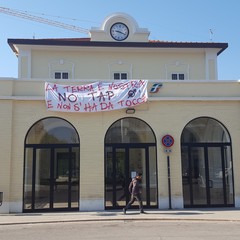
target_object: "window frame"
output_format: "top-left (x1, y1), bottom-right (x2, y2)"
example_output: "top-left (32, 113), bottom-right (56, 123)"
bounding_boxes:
top-left (113, 72), bottom-right (128, 80)
top-left (171, 73), bottom-right (185, 80)
top-left (54, 71), bottom-right (69, 80)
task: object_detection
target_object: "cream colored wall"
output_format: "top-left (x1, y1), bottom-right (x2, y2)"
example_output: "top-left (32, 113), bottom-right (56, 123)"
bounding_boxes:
top-left (0, 101), bottom-right (13, 213)
top-left (7, 100), bottom-right (115, 212)
top-left (90, 13), bottom-right (150, 42)
top-left (2, 98), bottom-right (240, 211)
top-left (208, 59), bottom-right (216, 80)
top-left (144, 100), bottom-right (240, 208)
top-left (20, 56), bottom-right (28, 78)
top-left (1, 78), bottom-right (240, 212)
top-left (8, 79), bottom-right (240, 99)
top-left (30, 49), bottom-right (206, 80)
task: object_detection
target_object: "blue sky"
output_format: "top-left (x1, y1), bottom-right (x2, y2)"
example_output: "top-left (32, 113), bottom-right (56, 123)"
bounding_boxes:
top-left (0, 0), bottom-right (239, 80)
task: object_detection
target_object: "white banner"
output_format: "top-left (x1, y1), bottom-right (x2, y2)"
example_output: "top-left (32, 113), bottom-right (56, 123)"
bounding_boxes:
top-left (45, 80), bottom-right (148, 112)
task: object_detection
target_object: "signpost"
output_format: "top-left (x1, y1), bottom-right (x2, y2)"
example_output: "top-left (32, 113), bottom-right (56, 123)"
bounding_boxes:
top-left (162, 134), bottom-right (174, 209)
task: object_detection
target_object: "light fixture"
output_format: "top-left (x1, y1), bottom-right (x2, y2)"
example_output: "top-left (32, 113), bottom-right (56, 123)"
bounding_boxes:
top-left (125, 108), bottom-right (135, 114)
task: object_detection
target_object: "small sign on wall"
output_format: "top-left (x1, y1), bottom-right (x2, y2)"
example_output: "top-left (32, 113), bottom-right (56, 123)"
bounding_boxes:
top-left (131, 171), bottom-right (137, 178)
top-left (162, 134), bottom-right (174, 148)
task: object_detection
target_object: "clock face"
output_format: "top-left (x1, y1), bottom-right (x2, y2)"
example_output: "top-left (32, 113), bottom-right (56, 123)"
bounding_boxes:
top-left (110, 22), bottom-right (129, 41)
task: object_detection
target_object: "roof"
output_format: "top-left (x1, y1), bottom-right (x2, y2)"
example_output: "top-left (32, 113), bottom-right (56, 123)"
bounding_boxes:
top-left (8, 38), bottom-right (228, 56)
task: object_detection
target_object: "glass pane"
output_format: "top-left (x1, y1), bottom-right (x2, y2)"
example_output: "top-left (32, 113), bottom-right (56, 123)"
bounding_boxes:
top-left (26, 118), bottom-right (79, 144)
top-left (191, 147), bottom-right (207, 205)
top-left (114, 73), bottom-right (120, 80)
top-left (224, 146), bottom-right (234, 204)
top-left (149, 146), bottom-right (157, 206)
top-left (181, 118), bottom-right (230, 143)
top-left (181, 146), bottom-right (190, 206)
top-left (208, 147), bottom-right (224, 204)
top-left (121, 73), bottom-right (127, 79)
top-left (105, 147), bottom-right (113, 207)
top-left (171, 74), bottom-right (177, 80)
top-left (71, 147), bottom-right (80, 208)
top-left (24, 148), bottom-right (33, 210)
top-left (35, 149), bottom-right (51, 209)
top-left (55, 72), bottom-right (61, 79)
top-left (62, 72), bottom-right (68, 79)
top-left (105, 118), bottom-right (155, 143)
top-left (129, 148), bottom-right (146, 206)
top-left (53, 149), bottom-right (69, 208)
top-left (179, 74), bottom-right (184, 80)
top-left (116, 149), bottom-right (126, 207)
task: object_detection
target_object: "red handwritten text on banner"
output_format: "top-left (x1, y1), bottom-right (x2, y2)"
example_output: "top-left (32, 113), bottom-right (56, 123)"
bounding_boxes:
top-left (45, 80), bottom-right (148, 112)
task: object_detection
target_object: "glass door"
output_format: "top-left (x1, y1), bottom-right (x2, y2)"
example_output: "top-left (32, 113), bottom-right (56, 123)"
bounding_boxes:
top-left (208, 146), bottom-right (234, 205)
top-left (182, 144), bottom-right (234, 207)
top-left (115, 148), bottom-right (126, 207)
top-left (53, 147), bottom-right (79, 209)
top-left (24, 146), bottom-right (79, 212)
top-left (34, 148), bottom-right (51, 210)
top-left (105, 147), bottom-right (126, 208)
top-left (129, 148), bottom-right (146, 206)
top-left (105, 145), bottom-right (158, 209)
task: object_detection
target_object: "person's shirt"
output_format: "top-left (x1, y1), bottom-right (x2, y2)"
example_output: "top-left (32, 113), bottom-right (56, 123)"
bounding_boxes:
top-left (129, 177), bottom-right (141, 195)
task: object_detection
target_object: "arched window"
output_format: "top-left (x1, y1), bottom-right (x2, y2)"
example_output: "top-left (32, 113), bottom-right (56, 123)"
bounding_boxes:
top-left (26, 117), bottom-right (79, 144)
top-left (105, 117), bottom-right (158, 209)
top-left (24, 117), bottom-right (80, 212)
top-left (105, 117), bottom-right (155, 144)
top-left (181, 117), bottom-right (230, 143)
top-left (181, 117), bottom-right (234, 207)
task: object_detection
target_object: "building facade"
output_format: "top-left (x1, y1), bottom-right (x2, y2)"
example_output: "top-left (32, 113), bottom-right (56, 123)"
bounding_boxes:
top-left (1, 13), bottom-right (240, 213)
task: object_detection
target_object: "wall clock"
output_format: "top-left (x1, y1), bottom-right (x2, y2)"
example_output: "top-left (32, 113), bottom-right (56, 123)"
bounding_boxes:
top-left (110, 22), bottom-right (129, 41)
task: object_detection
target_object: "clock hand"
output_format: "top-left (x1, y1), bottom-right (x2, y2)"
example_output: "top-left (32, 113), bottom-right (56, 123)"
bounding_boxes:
top-left (115, 30), bottom-right (126, 35)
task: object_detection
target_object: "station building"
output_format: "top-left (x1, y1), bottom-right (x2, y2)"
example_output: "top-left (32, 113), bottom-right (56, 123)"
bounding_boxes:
top-left (1, 13), bottom-right (240, 213)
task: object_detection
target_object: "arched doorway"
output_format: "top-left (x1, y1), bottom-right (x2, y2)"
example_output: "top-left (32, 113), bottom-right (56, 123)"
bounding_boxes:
top-left (181, 117), bottom-right (234, 207)
top-left (105, 117), bottom-right (158, 209)
top-left (23, 117), bottom-right (80, 212)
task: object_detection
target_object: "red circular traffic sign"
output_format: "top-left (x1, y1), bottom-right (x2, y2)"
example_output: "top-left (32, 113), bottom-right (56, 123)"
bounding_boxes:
top-left (162, 134), bottom-right (174, 148)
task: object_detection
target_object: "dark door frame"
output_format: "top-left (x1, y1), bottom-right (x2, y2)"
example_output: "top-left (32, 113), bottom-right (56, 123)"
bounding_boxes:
top-left (182, 142), bottom-right (234, 208)
top-left (105, 143), bottom-right (158, 209)
top-left (23, 143), bottom-right (79, 212)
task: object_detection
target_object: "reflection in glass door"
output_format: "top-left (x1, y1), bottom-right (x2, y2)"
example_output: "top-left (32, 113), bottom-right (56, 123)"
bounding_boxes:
top-left (105, 147), bottom-right (126, 208)
top-left (181, 145), bottom-right (234, 207)
top-left (116, 148), bottom-right (126, 207)
top-left (191, 147), bottom-right (207, 205)
top-left (24, 146), bottom-right (79, 212)
top-left (105, 145), bottom-right (158, 209)
top-left (53, 149), bottom-right (79, 209)
top-left (35, 148), bottom-right (51, 210)
top-left (129, 148), bottom-right (146, 206)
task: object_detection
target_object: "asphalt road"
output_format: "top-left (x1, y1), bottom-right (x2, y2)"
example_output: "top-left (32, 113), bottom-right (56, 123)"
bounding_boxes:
top-left (1, 220), bottom-right (240, 240)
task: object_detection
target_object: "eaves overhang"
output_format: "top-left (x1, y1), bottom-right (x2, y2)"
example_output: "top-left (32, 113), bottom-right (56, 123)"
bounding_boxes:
top-left (8, 38), bottom-right (228, 56)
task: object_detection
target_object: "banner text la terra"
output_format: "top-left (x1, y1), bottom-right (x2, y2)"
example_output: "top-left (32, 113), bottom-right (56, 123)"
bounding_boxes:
top-left (45, 80), bottom-right (148, 113)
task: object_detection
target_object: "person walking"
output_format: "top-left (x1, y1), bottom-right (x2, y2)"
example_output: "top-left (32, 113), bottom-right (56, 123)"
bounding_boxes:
top-left (123, 172), bottom-right (144, 214)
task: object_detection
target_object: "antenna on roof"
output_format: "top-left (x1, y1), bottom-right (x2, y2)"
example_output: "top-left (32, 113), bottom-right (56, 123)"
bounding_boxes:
top-left (209, 29), bottom-right (213, 41)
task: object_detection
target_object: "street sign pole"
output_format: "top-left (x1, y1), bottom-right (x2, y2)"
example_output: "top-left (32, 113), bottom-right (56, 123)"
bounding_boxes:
top-left (162, 135), bottom-right (174, 210)
top-left (167, 154), bottom-right (172, 209)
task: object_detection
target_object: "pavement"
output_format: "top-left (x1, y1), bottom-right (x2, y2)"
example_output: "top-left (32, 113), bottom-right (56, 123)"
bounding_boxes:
top-left (1, 208), bottom-right (240, 225)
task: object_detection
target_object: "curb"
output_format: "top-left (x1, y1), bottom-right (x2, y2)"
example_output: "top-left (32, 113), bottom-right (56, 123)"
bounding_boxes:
top-left (1, 216), bottom-right (240, 226)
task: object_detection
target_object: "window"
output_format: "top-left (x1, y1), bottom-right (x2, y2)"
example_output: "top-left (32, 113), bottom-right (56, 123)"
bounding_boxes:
top-left (172, 73), bottom-right (185, 80)
top-left (114, 72), bottom-right (128, 80)
top-left (172, 74), bottom-right (178, 80)
top-left (24, 117), bottom-right (80, 212)
top-left (55, 72), bottom-right (69, 79)
top-left (179, 74), bottom-right (184, 80)
top-left (181, 117), bottom-right (233, 207)
top-left (62, 72), bottom-right (69, 79)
